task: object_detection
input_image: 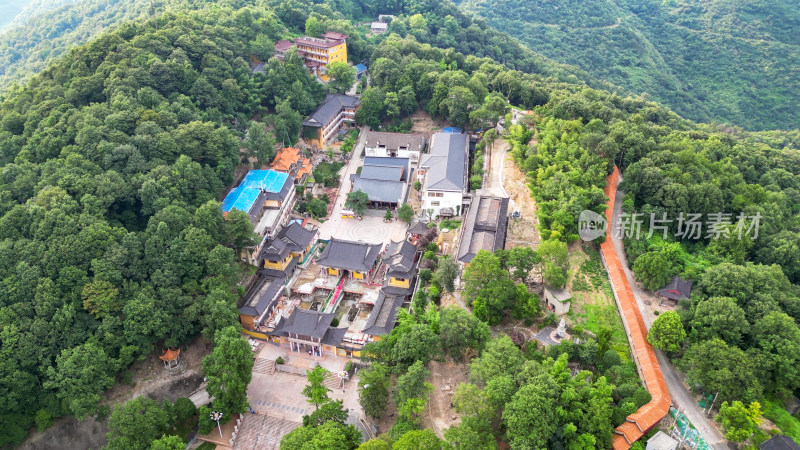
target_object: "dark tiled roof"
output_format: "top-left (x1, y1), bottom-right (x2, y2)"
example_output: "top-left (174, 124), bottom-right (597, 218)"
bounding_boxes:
top-left (257, 257), bottom-right (299, 278)
top-left (364, 131), bottom-right (425, 153)
top-left (384, 239), bottom-right (416, 278)
top-left (321, 327), bottom-right (348, 346)
top-left (457, 194), bottom-right (509, 263)
top-left (275, 40), bottom-right (294, 52)
top-left (274, 309), bottom-right (335, 339)
top-left (239, 275), bottom-right (286, 317)
top-left (420, 132), bottom-right (467, 192)
top-left (360, 164), bottom-right (404, 181)
top-left (259, 223), bottom-right (316, 261)
top-left (760, 435), bottom-right (800, 450)
top-left (363, 157), bottom-right (410, 180)
top-left (408, 220), bottom-right (430, 235)
top-left (316, 238), bottom-right (382, 272)
top-left (352, 178), bottom-right (405, 204)
top-left (303, 94), bottom-right (359, 128)
top-left (657, 275), bottom-right (693, 301)
top-left (362, 290), bottom-right (405, 336)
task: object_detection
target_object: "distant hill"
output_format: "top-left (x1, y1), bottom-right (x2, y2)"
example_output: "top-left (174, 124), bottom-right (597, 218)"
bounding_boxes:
top-left (0, 0), bottom-right (35, 30)
top-left (455, 0), bottom-right (800, 131)
top-left (0, 0), bottom-right (154, 90)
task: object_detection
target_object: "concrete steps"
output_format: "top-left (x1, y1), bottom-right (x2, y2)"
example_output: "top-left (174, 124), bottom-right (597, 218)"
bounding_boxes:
top-left (253, 358), bottom-right (276, 375)
top-left (323, 372), bottom-right (343, 390)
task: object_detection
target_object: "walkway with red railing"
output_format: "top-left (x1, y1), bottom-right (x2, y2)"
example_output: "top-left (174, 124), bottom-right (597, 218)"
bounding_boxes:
top-left (600, 166), bottom-right (671, 449)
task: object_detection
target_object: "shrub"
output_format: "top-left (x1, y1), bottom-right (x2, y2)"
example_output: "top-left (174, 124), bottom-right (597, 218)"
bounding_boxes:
top-left (197, 406), bottom-right (215, 435)
top-left (276, 357), bottom-right (285, 364)
top-left (418, 268), bottom-right (433, 285)
top-left (173, 397), bottom-right (197, 423)
top-left (331, 317), bottom-right (340, 327)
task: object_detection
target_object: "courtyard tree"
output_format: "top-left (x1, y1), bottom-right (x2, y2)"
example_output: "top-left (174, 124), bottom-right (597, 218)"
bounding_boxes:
top-left (462, 250), bottom-right (516, 322)
top-left (507, 246), bottom-right (541, 281)
top-left (280, 420), bottom-right (362, 449)
top-left (303, 400), bottom-right (348, 427)
top-left (202, 326), bottom-right (254, 417)
top-left (327, 62), bottom-right (356, 94)
top-left (303, 365), bottom-right (331, 410)
top-left (397, 203), bottom-right (414, 223)
top-left (393, 429), bottom-right (447, 449)
top-left (150, 435), bottom-right (184, 450)
top-left (647, 311), bottom-right (686, 353)
top-left (434, 256), bottom-right (458, 293)
top-left (345, 190), bottom-right (369, 217)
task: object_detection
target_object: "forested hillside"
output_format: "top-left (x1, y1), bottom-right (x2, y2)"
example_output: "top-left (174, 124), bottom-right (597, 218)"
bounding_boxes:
top-left (456, 0), bottom-right (800, 131)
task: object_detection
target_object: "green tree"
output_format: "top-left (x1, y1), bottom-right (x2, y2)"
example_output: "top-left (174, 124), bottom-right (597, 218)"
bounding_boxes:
top-left (470, 334), bottom-right (525, 385)
top-left (273, 99), bottom-right (303, 146)
top-left (250, 34), bottom-right (274, 61)
top-left (434, 256), bottom-right (458, 293)
top-left (391, 324), bottom-right (440, 367)
top-left (395, 361), bottom-right (432, 406)
top-left (345, 190), bottom-right (370, 217)
top-left (44, 342), bottom-right (116, 420)
top-left (439, 306), bottom-right (491, 360)
top-left (537, 239), bottom-right (569, 271)
top-left (202, 326), bottom-right (254, 417)
top-left (355, 87), bottom-right (386, 128)
top-left (445, 416), bottom-right (496, 449)
top-left (327, 62), bottom-right (356, 94)
top-left (507, 246), bottom-right (541, 281)
top-left (633, 251), bottom-right (674, 291)
top-left (150, 435), bottom-right (184, 450)
top-left (280, 420), bottom-right (362, 450)
top-left (223, 209), bottom-right (257, 256)
top-left (107, 397), bottom-right (170, 450)
top-left (462, 250), bottom-right (516, 323)
top-left (305, 16), bottom-right (322, 37)
top-left (689, 297), bottom-right (748, 346)
top-left (679, 338), bottom-right (762, 404)
top-left (81, 279), bottom-right (119, 318)
top-left (303, 365), bottom-right (331, 410)
top-left (303, 400), bottom-right (348, 427)
top-left (503, 382), bottom-right (558, 448)
top-left (247, 121), bottom-right (276, 167)
top-left (542, 262), bottom-right (566, 289)
top-left (452, 383), bottom-right (492, 417)
top-left (397, 203), bottom-right (414, 223)
top-left (358, 363), bottom-right (390, 418)
top-left (647, 311), bottom-right (686, 352)
top-left (393, 429), bottom-right (446, 449)
top-left (717, 401), bottom-right (762, 444)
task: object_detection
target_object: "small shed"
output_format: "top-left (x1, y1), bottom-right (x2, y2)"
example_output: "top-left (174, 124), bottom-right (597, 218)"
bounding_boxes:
top-left (355, 63), bottom-right (368, 79)
top-left (543, 287), bottom-right (571, 316)
top-left (370, 22), bottom-right (388, 34)
top-left (645, 431), bottom-right (678, 450)
top-left (656, 275), bottom-right (692, 306)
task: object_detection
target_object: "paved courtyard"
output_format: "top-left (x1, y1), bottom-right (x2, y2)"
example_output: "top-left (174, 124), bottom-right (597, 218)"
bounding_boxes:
top-left (240, 361), bottom-right (366, 448)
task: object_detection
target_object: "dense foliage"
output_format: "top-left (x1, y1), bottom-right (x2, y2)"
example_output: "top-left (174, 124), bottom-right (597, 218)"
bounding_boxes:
top-left (0, 5), bottom-right (329, 444)
top-left (456, 0), bottom-right (800, 131)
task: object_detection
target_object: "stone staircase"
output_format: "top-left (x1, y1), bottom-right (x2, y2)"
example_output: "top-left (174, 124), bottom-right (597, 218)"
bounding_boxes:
top-left (233, 414), bottom-right (301, 450)
top-left (323, 372), bottom-right (343, 390)
top-left (253, 358), bottom-right (276, 375)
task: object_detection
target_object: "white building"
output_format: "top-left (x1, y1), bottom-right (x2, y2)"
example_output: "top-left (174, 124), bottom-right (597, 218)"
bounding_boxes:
top-left (363, 131), bottom-right (425, 163)
top-left (370, 22), bottom-right (388, 34)
top-left (418, 132), bottom-right (468, 218)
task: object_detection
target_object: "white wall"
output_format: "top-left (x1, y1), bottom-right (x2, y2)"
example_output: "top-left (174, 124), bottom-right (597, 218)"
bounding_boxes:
top-left (421, 190), bottom-right (463, 218)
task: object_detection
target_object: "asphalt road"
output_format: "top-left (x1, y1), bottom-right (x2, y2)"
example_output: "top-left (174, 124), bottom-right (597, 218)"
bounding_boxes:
top-left (609, 173), bottom-right (728, 450)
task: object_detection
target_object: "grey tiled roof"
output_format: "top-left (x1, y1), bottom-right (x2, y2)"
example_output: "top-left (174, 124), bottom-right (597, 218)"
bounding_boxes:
top-left (239, 274), bottom-right (286, 317)
top-left (363, 157), bottom-right (410, 180)
top-left (657, 275), bottom-right (693, 301)
top-left (384, 239), bottom-right (417, 278)
top-left (420, 132), bottom-right (467, 192)
top-left (457, 194), bottom-right (509, 263)
top-left (321, 327), bottom-right (347, 346)
top-left (364, 131), bottom-right (424, 153)
top-left (274, 309), bottom-right (335, 339)
top-left (303, 94), bottom-right (360, 128)
top-left (360, 164), bottom-right (404, 181)
top-left (362, 290), bottom-right (405, 336)
top-left (408, 220), bottom-right (430, 235)
top-left (259, 222), bottom-right (316, 261)
top-left (352, 178), bottom-right (405, 204)
top-left (316, 238), bottom-right (382, 272)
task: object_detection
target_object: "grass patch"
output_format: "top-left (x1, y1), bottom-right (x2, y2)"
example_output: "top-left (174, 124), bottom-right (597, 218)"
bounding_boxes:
top-left (197, 442), bottom-right (217, 450)
top-left (764, 399), bottom-right (800, 444)
top-left (439, 219), bottom-right (462, 230)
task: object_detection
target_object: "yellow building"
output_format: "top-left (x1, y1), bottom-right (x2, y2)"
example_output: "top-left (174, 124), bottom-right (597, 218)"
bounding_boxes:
top-left (275, 31), bottom-right (348, 81)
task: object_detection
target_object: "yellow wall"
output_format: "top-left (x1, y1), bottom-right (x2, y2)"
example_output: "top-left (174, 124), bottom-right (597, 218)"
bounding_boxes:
top-left (328, 268), bottom-right (340, 276)
top-left (242, 328), bottom-right (269, 340)
top-left (327, 43), bottom-right (347, 64)
top-left (352, 271), bottom-right (364, 280)
top-left (264, 255), bottom-right (292, 270)
top-left (389, 277), bottom-right (410, 288)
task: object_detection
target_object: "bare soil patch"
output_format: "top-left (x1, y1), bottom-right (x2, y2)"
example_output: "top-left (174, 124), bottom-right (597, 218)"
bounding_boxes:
top-left (423, 358), bottom-right (470, 438)
top-left (409, 110), bottom-right (448, 138)
top-left (501, 149), bottom-right (539, 249)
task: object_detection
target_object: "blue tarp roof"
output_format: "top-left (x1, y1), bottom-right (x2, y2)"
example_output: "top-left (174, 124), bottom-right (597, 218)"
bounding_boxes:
top-left (355, 64), bottom-right (367, 73)
top-left (221, 170), bottom-right (289, 214)
top-left (442, 127), bottom-right (462, 134)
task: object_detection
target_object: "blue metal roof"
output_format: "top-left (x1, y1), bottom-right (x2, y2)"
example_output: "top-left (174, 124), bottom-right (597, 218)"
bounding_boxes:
top-left (221, 170), bottom-right (289, 214)
top-left (442, 127), bottom-right (463, 134)
top-left (355, 64), bottom-right (367, 74)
